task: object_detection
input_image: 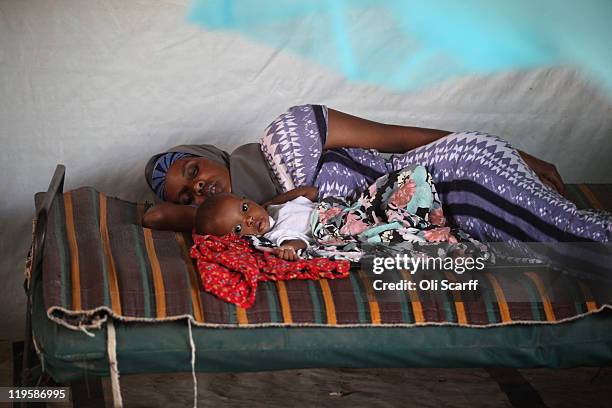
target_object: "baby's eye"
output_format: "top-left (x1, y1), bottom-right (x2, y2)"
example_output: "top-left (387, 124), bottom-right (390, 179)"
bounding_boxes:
top-left (233, 224), bottom-right (242, 234)
top-left (242, 203), bottom-right (249, 212)
top-left (188, 165), bottom-right (197, 178)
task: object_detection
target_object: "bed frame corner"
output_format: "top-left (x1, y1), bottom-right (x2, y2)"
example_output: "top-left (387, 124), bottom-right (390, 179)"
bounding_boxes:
top-left (20, 164), bottom-right (66, 397)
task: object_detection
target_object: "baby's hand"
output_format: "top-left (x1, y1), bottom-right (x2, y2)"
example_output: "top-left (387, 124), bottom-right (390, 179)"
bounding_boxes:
top-left (273, 245), bottom-right (298, 261)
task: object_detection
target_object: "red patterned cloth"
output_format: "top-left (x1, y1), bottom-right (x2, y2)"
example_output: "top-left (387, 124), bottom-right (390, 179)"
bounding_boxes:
top-left (190, 234), bottom-right (351, 308)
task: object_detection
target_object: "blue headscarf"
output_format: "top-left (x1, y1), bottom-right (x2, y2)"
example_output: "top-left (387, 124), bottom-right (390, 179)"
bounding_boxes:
top-left (150, 152), bottom-right (193, 200)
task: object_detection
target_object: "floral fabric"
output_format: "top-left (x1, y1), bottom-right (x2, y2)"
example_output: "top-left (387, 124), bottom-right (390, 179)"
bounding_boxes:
top-left (310, 165), bottom-right (492, 261)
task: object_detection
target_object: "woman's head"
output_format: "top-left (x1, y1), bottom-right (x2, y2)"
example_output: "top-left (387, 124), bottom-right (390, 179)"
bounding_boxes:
top-left (146, 145), bottom-right (232, 205)
top-left (195, 192), bottom-right (271, 236)
top-left (164, 156), bottom-right (231, 206)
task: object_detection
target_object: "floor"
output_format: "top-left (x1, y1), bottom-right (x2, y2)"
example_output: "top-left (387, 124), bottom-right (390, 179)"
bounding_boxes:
top-left (1, 340), bottom-right (610, 408)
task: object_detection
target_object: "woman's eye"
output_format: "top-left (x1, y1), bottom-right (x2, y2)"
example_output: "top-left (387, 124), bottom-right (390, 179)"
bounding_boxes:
top-left (242, 203), bottom-right (249, 212)
top-left (233, 224), bottom-right (242, 234)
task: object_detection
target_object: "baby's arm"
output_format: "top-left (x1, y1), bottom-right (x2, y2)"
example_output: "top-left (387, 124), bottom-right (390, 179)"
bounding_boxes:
top-left (263, 186), bottom-right (318, 208)
top-left (273, 239), bottom-right (307, 261)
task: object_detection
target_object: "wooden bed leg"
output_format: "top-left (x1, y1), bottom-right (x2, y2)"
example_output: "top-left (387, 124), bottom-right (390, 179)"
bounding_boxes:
top-left (21, 300), bottom-right (35, 387)
top-left (12, 341), bottom-right (47, 408)
top-left (486, 367), bottom-right (547, 407)
top-left (70, 375), bottom-right (105, 408)
top-left (14, 340), bottom-right (105, 407)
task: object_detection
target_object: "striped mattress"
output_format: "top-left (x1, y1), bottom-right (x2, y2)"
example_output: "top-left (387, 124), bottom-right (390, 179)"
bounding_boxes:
top-left (38, 184), bottom-right (612, 330)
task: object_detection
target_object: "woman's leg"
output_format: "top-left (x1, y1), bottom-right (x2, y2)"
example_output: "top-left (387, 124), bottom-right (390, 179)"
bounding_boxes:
top-left (388, 131), bottom-right (612, 243)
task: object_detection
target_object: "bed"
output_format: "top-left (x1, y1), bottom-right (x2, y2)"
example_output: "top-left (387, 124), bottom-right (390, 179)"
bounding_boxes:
top-left (20, 165), bottom-right (612, 405)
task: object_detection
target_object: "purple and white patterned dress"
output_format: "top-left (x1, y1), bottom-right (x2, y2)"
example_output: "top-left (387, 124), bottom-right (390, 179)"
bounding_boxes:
top-left (260, 104), bottom-right (612, 245)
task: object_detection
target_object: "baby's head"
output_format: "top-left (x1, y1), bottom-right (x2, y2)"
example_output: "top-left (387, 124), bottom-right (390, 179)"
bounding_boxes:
top-left (195, 192), bottom-right (271, 237)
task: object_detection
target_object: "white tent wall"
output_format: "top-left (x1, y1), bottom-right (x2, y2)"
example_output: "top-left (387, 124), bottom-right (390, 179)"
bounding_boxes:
top-left (1, 1), bottom-right (610, 339)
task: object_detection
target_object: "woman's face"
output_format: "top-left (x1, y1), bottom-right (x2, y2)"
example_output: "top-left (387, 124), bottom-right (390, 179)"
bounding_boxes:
top-left (164, 157), bottom-right (231, 206)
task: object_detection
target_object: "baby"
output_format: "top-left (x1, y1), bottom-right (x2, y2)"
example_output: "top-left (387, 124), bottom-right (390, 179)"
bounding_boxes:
top-left (195, 186), bottom-right (319, 261)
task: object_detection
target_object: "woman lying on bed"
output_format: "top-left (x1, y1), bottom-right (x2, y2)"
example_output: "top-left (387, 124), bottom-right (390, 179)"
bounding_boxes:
top-left (143, 104), bottom-right (612, 243)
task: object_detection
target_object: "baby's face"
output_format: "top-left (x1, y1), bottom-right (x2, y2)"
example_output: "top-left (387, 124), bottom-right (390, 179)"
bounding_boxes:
top-left (208, 194), bottom-right (271, 236)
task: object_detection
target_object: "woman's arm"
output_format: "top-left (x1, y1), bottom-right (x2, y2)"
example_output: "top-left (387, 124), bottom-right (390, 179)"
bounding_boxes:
top-left (325, 108), bottom-right (452, 153)
top-left (263, 186), bottom-right (318, 208)
top-left (142, 187), bottom-right (318, 231)
top-left (325, 108), bottom-right (565, 193)
top-left (142, 202), bottom-right (196, 232)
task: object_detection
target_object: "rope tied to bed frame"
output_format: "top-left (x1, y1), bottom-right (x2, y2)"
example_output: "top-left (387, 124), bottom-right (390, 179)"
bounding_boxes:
top-left (188, 317), bottom-right (198, 408)
top-left (105, 318), bottom-right (195, 407)
top-left (78, 324), bottom-right (96, 338)
top-left (107, 320), bottom-right (123, 407)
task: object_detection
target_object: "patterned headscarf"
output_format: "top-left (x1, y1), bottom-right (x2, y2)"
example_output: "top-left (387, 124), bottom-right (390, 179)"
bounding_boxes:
top-left (150, 152), bottom-right (193, 200)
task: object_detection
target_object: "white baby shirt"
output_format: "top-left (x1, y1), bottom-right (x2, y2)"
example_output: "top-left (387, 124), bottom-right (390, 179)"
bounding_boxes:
top-left (264, 196), bottom-right (316, 247)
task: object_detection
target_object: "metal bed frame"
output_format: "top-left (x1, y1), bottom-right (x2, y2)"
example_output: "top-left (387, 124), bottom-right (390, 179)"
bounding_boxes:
top-left (15, 164), bottom-right (612, 407)
top-left (18, 165), bottom-right (105, 407)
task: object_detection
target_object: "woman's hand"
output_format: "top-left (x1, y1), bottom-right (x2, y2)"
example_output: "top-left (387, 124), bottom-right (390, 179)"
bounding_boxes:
top-left (263, 186), bottom-right (319, 208)
top-left (518, 150), bottom-right (565, 194)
